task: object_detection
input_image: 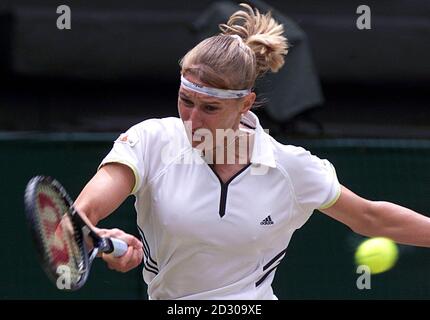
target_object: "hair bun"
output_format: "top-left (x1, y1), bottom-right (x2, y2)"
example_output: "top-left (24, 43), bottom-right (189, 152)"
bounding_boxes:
top-left (219, 3), bottom-right (288, 76)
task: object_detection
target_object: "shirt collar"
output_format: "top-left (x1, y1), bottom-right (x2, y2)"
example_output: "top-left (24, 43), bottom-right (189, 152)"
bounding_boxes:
top-left (242, 111), bottom-right (277, 168)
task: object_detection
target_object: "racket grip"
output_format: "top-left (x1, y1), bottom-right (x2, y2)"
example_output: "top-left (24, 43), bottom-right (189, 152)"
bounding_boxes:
top-left (109, 238), bottom-right (128, 257)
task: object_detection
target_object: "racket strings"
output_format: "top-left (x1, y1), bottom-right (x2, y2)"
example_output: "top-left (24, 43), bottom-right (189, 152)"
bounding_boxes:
top-left (35, 183), bottom-right (85, 285)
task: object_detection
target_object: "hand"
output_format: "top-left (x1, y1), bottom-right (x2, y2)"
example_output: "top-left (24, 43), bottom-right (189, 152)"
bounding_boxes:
top-left (95, 228), bottom-right (144, 273)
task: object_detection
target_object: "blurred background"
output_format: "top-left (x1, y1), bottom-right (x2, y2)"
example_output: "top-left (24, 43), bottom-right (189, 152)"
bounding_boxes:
top-left (0, 0), bottom-right (429, 299)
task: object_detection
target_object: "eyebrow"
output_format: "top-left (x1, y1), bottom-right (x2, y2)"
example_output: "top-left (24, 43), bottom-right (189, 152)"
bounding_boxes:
top-left (179, 92), bottom-right (221, 105)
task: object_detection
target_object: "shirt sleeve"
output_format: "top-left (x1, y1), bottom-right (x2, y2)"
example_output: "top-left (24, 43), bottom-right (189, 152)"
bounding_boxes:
top-left (98, 126), bottom-right (146, 195)
top-left (285, 146), bottom-right (341, 212)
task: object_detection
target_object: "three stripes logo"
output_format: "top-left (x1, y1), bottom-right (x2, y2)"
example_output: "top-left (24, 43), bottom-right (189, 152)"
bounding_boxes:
top-left (260, 215), bottom-right (274, 225)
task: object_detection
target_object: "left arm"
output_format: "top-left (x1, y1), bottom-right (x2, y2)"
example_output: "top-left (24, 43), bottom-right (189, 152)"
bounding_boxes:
top-left (321, 185), bottom-right (430, 247)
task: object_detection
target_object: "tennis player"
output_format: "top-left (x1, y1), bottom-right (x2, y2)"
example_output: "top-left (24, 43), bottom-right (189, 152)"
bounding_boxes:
top-left (74, 4), bottom-right (430, 299)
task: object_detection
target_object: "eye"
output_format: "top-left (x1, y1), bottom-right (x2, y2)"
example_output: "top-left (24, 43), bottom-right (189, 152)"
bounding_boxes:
top-left (180, 97), bottom-right (193, 107)
top-left (204, 105), bottom-right (219, 113)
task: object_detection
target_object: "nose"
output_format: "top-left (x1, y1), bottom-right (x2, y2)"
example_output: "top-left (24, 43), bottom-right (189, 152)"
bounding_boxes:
top-left (189, 107), bottom-right (203, 129)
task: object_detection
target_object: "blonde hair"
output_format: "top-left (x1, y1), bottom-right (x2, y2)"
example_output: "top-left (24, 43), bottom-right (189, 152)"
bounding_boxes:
top-left (180, 3), bottom-right (288, 91)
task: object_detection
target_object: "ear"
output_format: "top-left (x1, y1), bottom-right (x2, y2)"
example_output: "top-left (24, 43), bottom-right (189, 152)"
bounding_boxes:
top-left (240, 92), bottom-right (256, 114)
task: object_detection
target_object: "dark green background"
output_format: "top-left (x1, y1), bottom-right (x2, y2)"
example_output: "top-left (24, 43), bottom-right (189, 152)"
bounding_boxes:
top-left (1, 134), bottom-right (429, 299)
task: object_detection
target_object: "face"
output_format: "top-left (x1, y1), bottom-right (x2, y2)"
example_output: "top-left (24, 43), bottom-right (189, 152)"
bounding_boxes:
top-left (178, 74), bottom-right (256, 149)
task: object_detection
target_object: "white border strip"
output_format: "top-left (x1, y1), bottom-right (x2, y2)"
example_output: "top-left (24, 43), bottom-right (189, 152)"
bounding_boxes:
top-left (180, 76), bottom-right (251, 99)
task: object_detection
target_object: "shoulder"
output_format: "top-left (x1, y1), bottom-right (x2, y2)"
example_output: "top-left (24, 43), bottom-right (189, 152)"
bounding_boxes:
top-left (270, 138), bottom-right (318, 171)
top-left (107, 117), bottom-right (188, 186)
top-left (270, 138), bottom-right (336, 186)
top-left (111, 117), bottom-right (187, 164)
top-left (130, 117), bottom-right (183, 137)
top-left (271, 138), bottom-right (340, 209)
top-left (122, 117), bottom-right (185, 146)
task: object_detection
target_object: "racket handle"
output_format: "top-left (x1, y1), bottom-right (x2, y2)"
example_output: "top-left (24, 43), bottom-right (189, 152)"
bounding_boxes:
top-left (108, 238), bottom-right (128, 257)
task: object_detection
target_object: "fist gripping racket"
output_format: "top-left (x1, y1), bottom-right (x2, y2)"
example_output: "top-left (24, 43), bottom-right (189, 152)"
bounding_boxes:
top-left (24, 176), bottom-right (128, 291)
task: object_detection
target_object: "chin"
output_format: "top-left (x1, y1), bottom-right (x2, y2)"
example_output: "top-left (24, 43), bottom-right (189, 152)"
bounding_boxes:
top-left (192, 141), bottom-right (201, 148)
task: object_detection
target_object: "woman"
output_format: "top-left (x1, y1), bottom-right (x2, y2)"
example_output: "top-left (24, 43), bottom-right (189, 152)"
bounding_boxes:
top-left (74, 4), bottom-right (430, 299)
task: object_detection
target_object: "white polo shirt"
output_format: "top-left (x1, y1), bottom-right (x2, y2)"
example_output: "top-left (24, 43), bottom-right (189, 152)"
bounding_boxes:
top-left (100, 111), bottom-right (341, 300)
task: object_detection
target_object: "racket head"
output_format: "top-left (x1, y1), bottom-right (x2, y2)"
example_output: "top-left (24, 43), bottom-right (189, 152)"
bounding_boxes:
top-left (24, 176), bottom-right (90, 291)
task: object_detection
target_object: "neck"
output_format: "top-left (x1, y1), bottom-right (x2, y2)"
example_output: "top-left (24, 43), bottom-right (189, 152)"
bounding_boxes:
top-left (203, 128), bottom-right (254, 166)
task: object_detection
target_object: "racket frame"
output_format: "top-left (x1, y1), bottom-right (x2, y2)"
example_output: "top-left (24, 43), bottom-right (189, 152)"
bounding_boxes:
top-left (24, 176), bottom-right (117, 290)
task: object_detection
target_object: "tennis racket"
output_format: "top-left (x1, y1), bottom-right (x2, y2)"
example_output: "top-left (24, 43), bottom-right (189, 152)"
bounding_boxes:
top-left (24, 175), bottom-right (128, 291)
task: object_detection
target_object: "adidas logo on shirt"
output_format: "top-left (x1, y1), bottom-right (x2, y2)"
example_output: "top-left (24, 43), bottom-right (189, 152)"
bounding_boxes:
top-left (260, 215), bottom-right (274, 225)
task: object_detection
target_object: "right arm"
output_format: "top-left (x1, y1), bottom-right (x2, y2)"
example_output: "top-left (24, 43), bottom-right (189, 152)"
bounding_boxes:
top-left (74, 162), bottom-right (135, 226)
top-left (74, 163), bottom-right (143, 272)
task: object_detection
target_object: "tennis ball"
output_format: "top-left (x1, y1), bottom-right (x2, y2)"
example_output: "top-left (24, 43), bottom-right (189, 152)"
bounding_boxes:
top-left (355, 237), bottom-right (398, 274)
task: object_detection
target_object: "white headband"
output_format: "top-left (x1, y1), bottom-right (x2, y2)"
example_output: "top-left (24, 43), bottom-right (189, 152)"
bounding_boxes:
top-left (180, 76), bottom-right (251, 99)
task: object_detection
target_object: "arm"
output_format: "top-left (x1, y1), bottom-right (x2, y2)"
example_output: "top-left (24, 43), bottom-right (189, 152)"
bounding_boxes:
top-left (321, 185), bottom-right (430, 247)
top-left (74, 163), bottom-right (143, 272)
top-left (74, 162), bottom-right (135, 226)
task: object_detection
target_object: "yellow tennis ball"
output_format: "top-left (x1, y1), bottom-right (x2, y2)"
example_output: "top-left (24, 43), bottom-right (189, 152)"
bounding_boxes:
top-left (355, 237), bottom-right (398, 274)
